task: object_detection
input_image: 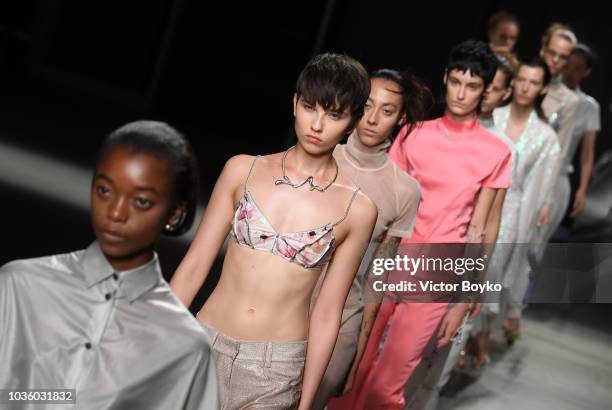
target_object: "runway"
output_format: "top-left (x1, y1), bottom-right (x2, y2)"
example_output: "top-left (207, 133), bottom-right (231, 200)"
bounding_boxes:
top-left (439, 304), bottom-right (612, 410)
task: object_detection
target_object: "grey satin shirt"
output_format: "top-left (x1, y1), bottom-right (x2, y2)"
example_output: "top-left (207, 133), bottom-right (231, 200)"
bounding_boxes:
top-left (0, 242), bottom-right (218, 410)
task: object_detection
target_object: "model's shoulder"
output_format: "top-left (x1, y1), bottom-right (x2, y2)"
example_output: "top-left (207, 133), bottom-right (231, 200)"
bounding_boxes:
top-left (0, 250), bottom-right (80, 280)
top-left (347, 188), bottom-right (378, 224)
top-left (391, 162), bottom-right (421, 195)
top-left (536, 119), bottom-right (559, 142)
top-left (584, 94), bottom-right (600, 111)
top-left (223, 154), bottom-right (257, 172)
top-left (418, 119), bottom-right (438, 131)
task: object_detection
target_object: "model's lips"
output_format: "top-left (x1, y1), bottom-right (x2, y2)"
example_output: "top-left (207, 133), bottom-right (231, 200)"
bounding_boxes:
top-left (306, 135), bottom-right (322, 144)
top-left (100, 229), bottom-right (127, 243)
top-left (362, 128), bottom-right (377, 137)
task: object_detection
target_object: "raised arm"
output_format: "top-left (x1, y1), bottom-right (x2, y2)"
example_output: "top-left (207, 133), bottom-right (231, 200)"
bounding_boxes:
top-left (170, 155), bottom-right (250, 307)
top-left (298, 195), bottom-right (377, 410)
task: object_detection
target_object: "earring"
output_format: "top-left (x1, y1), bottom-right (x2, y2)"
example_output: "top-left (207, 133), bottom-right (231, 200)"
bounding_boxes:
top-left (164, 211), bottom-right (186, 233)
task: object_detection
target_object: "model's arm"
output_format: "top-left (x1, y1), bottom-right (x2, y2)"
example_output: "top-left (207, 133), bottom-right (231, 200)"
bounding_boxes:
top-left (298, 197), bottom-right (377, 410)
top-left (536, 135), bottom-right (562, 227)
top-left (571, 130), bottom-right (597, 217)
top-left (540, 98), bottom-right (579, 222)
top-left (343, 234), bottom-right (400, 393)
top-left (437, 186), bottom-right (502, 346)
top-left (170, 155), bottom-right (249, 307)
top-left (483, 189), bottom-right (507, 245)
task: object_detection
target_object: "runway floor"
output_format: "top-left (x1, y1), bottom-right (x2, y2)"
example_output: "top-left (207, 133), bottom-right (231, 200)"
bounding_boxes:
top-left (438, 304), bottom-right (612, 410)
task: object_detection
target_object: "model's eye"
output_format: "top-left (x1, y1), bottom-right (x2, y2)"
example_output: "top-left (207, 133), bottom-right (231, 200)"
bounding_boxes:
top-left (364, 103), bottom-right (373, 111)
top-left (135, 197), bottom-right (154, 209)
top-left (96, 185), bottom-right (110, 197)
top-left (468, 84), bottom-right (479, 91)
top-left (383, 109), bottom-right (394, 116)
top-left (302, 102), bottom-right (314, 111)
top-left (328, 112), bottom-right (342, 120)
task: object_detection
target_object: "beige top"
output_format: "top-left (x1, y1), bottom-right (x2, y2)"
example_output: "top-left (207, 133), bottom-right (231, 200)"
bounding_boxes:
top-left (312, 132), bottom-right (421, 324)
top-left (335, 132), bottom-right (421, 242)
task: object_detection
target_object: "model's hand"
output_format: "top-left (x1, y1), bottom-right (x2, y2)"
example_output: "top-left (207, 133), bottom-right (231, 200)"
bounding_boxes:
top-left (469, 302), bottom-right (482, 319)
top-left (570, 189), bottom-right (587, 217)
top-left (536, 206), bottom-right (550, 226)
top-left (437, 303), bottom-right (468, 347)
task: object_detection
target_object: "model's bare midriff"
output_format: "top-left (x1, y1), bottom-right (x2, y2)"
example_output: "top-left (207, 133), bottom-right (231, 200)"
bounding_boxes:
top-left (198, 240), bottom-right (322, 341)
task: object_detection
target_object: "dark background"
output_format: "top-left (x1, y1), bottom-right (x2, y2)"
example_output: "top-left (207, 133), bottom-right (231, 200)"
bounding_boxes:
top-left (1, 1), bottom-right (610, 308)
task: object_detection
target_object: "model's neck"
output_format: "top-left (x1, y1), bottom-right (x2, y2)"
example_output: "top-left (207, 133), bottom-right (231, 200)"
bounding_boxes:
top-left (105, 247), bottom-right (154, 272)
top-left (345, 131), bottom-right (390, 169)
top-left (510, 101), bottom-right (533, 121)
top-left (290, 143), bottom-right (336, 180)
top-left (563, 79), bottom-right (579, 91)
top-left (446, 110), bottom-right (477, 123)
top-left (479, 110), bottom-right (494, 121)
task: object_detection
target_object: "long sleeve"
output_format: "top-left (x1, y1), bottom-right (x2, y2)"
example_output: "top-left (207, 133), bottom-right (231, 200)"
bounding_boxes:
top-left (543, 92), bottom-right (579, 206)
top-left (521, 130), bottom-right (561, 242)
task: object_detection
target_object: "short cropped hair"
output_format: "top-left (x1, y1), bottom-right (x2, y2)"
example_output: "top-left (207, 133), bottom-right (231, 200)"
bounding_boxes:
top-left (96, 120), bottom-right (199, 236)
top-left (295, 53), bottom-right (370, 127)
top-left (446, 39), bottom-right (499, 87)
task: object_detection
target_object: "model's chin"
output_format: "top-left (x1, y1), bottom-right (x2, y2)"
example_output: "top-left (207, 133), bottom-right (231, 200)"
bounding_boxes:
top-left (97, 240), bottom-right (132, 258)
top-left (359, 133), bottom-right (387, 147)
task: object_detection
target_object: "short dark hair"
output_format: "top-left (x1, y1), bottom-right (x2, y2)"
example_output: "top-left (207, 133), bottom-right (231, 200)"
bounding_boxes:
top-left (572, 43), bottom-right (597, 69)
top-left (518, 57), bottom-right (552, 122)
top-left (487, 10), bottom-right (519, 33)
top-left (296, 53), bottom-right (370, 128)
top-left (446, 40), bottom-right (499, 88)
top-left (370, 68), bottom-right (433, 141)
top-left (96, 120), bottom-right (199, 236)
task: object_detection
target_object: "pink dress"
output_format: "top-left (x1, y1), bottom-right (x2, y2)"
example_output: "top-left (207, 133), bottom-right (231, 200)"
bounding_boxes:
top-left (330, 115), bottom-right (511, 410)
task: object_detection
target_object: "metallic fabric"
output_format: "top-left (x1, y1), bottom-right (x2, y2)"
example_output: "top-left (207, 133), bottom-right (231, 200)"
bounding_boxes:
top-left (0, 242), bottom-right (218, 410)
top-left (200, 321), bottom-right (305, 410)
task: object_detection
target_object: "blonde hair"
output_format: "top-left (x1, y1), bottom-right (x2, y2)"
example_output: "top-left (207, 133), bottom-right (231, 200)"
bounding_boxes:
top-left (541, 22), bottom-right (577, 48)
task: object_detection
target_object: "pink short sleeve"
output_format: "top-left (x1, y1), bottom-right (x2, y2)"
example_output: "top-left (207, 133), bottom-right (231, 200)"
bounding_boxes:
top-left (483, 148), bottom-right (511, 188)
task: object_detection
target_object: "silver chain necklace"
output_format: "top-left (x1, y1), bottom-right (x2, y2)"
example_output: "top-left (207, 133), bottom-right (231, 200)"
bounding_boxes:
top-left (274, 146), bottom-right (338, 192)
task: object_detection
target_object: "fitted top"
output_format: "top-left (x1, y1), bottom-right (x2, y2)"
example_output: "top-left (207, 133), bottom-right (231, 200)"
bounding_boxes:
top-left (231, 155), bottom-right (360, 270)
top-left (389, 115), bottom-right (511, 243)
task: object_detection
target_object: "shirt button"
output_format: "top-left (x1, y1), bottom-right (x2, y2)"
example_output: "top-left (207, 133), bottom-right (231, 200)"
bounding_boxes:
top-left (105, 293), bottom-right (112, 301)
top-left (84, 342), bottom-right (92, 350)
top-left (112, 273), bottom-right (119, 281)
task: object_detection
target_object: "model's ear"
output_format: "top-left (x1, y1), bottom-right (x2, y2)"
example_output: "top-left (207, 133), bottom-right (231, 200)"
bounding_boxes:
top-left (293, 93), bottom-right (298, 117)
top-left (502, 86), bottom-right (513, 102)
top-left (443, 70), bottom-right (448, 85)
top-left (540, 85), bottom-right (549, 96)
top-left (398, 112), bottom-right (408, 126)
top-left (584, 67), bottom-right (592, 79)
top-left (164, 201), bottom-right (186, 233)
top-left (539, 46), bottom-right (546, 59)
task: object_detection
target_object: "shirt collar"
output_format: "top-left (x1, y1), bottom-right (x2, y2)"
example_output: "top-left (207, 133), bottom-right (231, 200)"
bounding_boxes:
top-left (81, 241), bottom-right (162, 302)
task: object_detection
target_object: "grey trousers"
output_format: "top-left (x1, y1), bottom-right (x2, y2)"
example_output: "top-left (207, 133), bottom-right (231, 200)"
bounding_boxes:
top-left (201, 321), bottom-right (306, 410)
